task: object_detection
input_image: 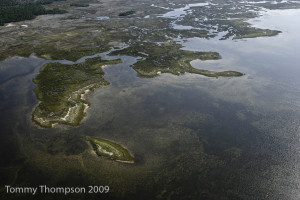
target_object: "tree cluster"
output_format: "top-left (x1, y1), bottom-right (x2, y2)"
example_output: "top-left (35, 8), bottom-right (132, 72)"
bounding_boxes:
top-left (0, 0), bottom-right (67, 26)
top-left (70, 3), bottom-right (89, 7)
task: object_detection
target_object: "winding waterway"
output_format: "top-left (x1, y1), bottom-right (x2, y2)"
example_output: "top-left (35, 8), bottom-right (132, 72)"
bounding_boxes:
top-left (1, 7), bottom-right (300, 200)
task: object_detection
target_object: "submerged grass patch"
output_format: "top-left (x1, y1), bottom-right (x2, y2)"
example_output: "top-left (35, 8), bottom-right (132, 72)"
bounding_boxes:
top-left (32, 56), bottom-right (122, 128)
top-left (110, 41), bottom-right (243, 78)
top-left (87, 136), bottom-right (134, 163)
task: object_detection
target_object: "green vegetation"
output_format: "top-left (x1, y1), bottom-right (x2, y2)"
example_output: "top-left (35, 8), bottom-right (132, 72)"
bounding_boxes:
top-left (70, 3), bottom-right (89, 7)
top-left (118, 10), bottom-right (135, 16)
top-left (213, 20), bottom-right (281, 40)
top-left (0, 0), bottom-right (66, 7)
top-left (0, 44), bottom-right (110, 62)
top-left (229, 20), bottom-right (281, 39)
top-left (110, 42), bottom-right (243, 78)
top-left (32, 56), bottom-right (122, 128)
top-left (233, 28), bottom-right (281, 39)
top-left (0, 0), bottom-right (67, 26)
top-left (87, 136), bottom-right (134, 163)
top-left (45, 8), bottom-right (67, 15)
top-left (39, 0), bottom-right (67, 5)
top-left (31, 45), bottom-right (109, 61)
top-left (0, 5), bottom-right (45, 26)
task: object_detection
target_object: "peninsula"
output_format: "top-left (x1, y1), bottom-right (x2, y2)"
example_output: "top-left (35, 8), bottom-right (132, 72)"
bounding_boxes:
top-left (110, 42), bottom-right (243, 78)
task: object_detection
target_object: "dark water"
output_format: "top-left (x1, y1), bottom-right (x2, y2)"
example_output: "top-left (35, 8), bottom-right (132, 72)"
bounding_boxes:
top-left (1, 9), bottom-right (300, 200)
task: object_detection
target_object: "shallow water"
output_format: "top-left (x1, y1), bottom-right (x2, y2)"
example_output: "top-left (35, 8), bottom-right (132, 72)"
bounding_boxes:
top-left (1, 6), bottom-right (300, 200)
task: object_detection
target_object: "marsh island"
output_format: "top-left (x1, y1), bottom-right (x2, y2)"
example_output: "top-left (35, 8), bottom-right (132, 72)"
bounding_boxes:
top-left (32, 56), bottom-right (122, 128)
top-left (87, 136), bottom-right (134, 163)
